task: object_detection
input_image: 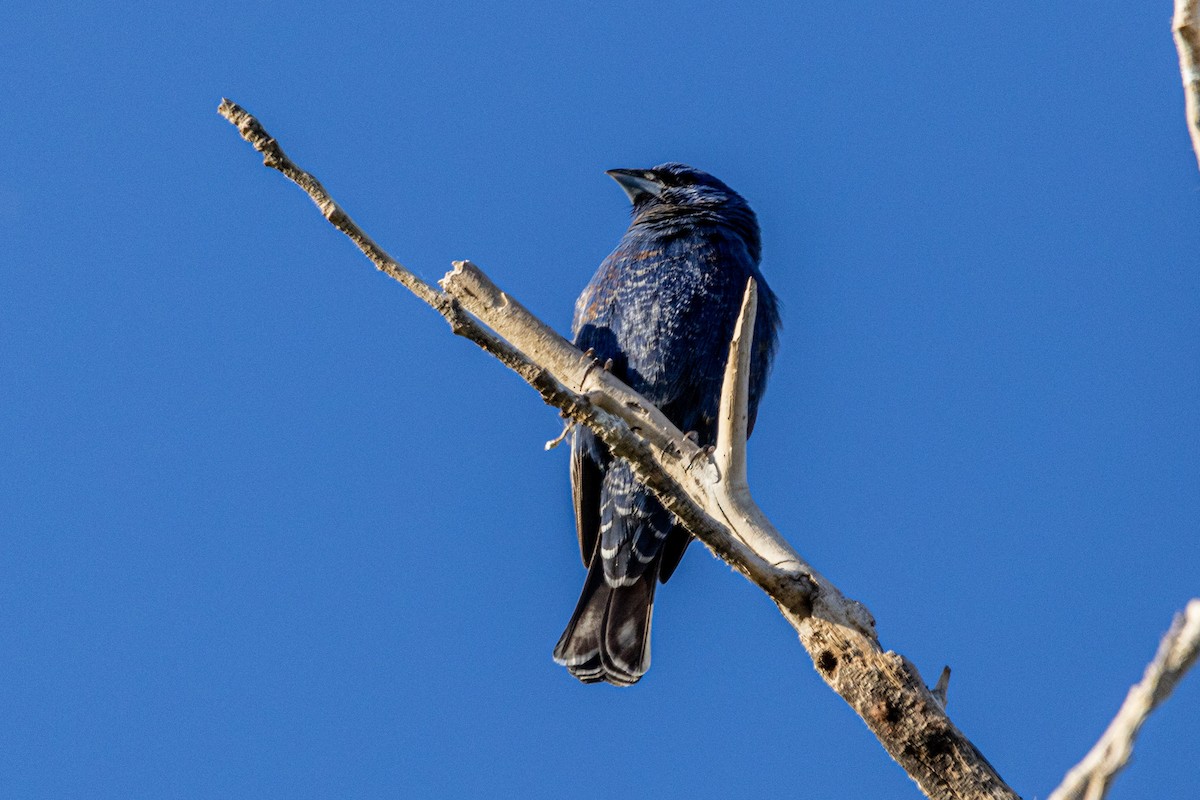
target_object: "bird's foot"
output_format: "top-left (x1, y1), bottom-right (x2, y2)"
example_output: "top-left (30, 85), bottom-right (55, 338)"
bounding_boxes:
top-left (686, 443), bottom-right (716, 470)
top-left (578, 348), bottom-right (605, 389)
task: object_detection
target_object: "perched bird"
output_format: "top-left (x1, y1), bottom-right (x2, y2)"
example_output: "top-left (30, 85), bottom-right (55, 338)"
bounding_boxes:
top-left (553, 163), bottom-right (781, 686)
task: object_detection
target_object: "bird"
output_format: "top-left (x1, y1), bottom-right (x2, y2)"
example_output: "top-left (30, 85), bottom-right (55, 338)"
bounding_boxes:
top-left (553, 163), bottom-right (781, 686)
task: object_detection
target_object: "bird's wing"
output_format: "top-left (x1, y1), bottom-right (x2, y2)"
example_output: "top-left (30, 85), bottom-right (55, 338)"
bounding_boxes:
top-left (570, 428), bottom-right (603, 567)
top-left (657, 525), bottom-right (692, 583)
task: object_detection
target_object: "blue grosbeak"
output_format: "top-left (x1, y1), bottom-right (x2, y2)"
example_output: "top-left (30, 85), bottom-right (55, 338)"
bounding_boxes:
top-left (554, 163), bottom-right (781, 686)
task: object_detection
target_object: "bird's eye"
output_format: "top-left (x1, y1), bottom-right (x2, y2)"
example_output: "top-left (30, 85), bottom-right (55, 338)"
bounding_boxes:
top-left (643, 171), bottom-right (656, 181)
top-left (652, 171), bottom-right (682, 188)
top-left (661, 171), bottom-right (693, 188)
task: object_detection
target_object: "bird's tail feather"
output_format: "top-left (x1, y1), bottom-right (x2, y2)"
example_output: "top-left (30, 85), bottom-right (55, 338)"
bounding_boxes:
top-left (553, 558), bottom-right (656, 687)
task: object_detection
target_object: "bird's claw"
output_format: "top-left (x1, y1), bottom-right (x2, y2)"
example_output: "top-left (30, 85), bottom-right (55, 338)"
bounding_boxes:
top-left (578, 349), bottom-right (603, 388)
top-left (686, 442), bottom-right (716, 470)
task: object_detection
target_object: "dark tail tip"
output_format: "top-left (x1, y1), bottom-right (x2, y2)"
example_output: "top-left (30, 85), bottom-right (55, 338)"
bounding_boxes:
top-left (553, 560), bottom-right (656, 687)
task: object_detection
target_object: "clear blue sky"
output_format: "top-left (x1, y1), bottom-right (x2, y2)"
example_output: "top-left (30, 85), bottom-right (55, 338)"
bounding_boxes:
top-left (3, 2), bottom-right (1197, 797)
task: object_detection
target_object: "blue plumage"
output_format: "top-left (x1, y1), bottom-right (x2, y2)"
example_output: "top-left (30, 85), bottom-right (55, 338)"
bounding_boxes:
top-left (553, 163), bottom-right (781, 686)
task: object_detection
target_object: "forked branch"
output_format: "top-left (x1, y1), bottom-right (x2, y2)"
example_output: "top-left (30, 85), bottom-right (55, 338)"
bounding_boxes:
top-left (217, 98), bottom-right (1187, 799)
top-left (218, 96), bottom-right (1017, 800)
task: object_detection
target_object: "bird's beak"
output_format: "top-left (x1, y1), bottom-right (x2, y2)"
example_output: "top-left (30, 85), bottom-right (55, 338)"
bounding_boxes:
top-left (606, 169), bottom-right (663, 203)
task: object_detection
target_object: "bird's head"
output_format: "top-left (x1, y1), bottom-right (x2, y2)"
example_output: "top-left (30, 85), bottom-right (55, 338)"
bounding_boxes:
top-left (607, 163), bottom-right (744, 211)
top-left (606, 163), bottom-right (759, 257)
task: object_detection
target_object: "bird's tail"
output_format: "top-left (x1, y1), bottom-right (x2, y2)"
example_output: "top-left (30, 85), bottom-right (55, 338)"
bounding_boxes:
top-left (552, 556), bottom-right (657, 687)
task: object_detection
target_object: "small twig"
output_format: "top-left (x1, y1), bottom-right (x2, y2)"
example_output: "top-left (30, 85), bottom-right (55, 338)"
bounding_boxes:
top-left (1048, 599), bottom-right (1200, 800)
top-left (931, 666), bottom-right (952, 709)
top-left (217, 99), bottom-right (444, 307)
top-left (1175, 0), bottom-right (1200, 171)
top-left (544, 420), bottom-right (573, 451)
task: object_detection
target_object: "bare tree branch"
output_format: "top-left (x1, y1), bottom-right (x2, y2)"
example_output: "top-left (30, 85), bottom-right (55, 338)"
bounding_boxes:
top-left (1176, 0), bottom-right (1200, 170)
top-left (1048, 600), bottom-right (1200, 800)
top-left (219, 97), bottom-right (1025, 798)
